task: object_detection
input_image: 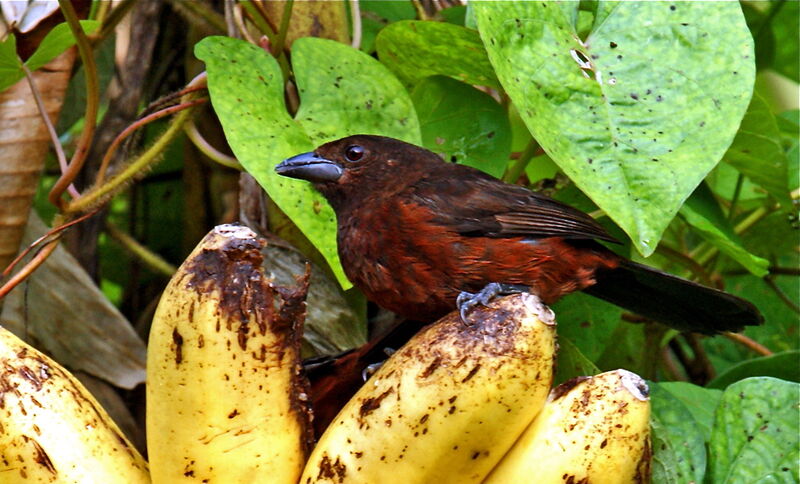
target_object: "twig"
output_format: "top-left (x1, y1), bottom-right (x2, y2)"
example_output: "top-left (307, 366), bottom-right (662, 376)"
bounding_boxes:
top-left (725, 267), bottom-right (800, 276)
top-left (656, 244), bottom-right (714, 286)
top-left (49, 0), bottom-right (101, 208)
top-left (1, 210), bottom-right (99, 279)
top-left (685, 333), bottom-right (716, 384)
top-left (21, 63), bottom-right (79, 198)
top-left (184, 119), bottom-right (242, 170)
top-left (0, 239), bottom-right (59, 300)
top-left (273, 0), bottom-right (295, 55)
top-left (96, 98), bottom-right (208, 184)
top-left (502, 138), bottom-right (540, 184)
top-left (105, 222), bottom-right (176, 277)
top-left (224, 0), bottom-right (239, 38)
top-left (240, 1), bottom-right (277, 40)
top-left (65, 97), bottom-right (203, 215)
top-left (233, 2), bottom-right (257, 44)
top-left (93, 0), bottom-right (137, 45)
top-left (763, 275), bottom-right (800, 314)
top-left (723, 331), bottom-right (773, 356)
top-left (727, 173), bottom-right (744, 222)
top-left (350, 0), bottom-right (362, 49)
top-left (660, 345), bottom-right (687, 381)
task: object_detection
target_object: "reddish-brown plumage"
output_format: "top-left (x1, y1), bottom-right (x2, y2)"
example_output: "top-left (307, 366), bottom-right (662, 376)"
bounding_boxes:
top-left (277, 134), bottom-right (762, 435)
top-left (277, 134), bottom-right (761, 334)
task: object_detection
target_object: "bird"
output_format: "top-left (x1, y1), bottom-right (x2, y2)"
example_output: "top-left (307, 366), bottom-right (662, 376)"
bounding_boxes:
top-left (275, 134), bottom-right (763, 335)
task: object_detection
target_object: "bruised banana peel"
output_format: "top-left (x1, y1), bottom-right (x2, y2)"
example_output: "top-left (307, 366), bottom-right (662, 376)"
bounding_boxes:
top-left (484, 369), bottom-right (652, 484)
top-left (0, 326), bottom-right (149, 483)
top-left (146, 224), bottom-right (312, 483)
top-left (301, 292), bottom-right (557, 484)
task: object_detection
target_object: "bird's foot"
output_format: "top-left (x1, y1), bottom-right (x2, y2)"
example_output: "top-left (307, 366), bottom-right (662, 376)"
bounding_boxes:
top-left (456, 283), bottom-right (531, 323)
top-left (360, 347), bottom-right (396, 381)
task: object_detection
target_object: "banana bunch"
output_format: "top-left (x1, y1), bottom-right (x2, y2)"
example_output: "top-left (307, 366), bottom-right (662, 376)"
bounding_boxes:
top-left (0, 326), bottom-right (150, 483)
top-left (485, 369), bottom-right (652, 483)
top-left (146, 224), bottom-right (312, 484)
top-left (300, 294), bottom-right (652, 484)
top-left (301, 292), bottom-right (558, 484)
top-left (0, 223), bottom-right (652, 484)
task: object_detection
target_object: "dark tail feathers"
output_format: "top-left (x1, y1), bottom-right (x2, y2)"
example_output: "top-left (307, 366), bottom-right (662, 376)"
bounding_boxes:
top-left (585, 260), bottom-right (763, 334)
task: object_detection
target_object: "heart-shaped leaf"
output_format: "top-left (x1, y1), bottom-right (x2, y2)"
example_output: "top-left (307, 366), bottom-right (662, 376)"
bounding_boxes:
top-left (196, 36), bottom-right (420, 288)
top-left (474, 2), bottom-right (755, 255)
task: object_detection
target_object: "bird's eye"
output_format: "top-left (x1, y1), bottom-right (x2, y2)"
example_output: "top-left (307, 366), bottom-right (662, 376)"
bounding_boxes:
top-left (344, 145), bottom-right (365, 162)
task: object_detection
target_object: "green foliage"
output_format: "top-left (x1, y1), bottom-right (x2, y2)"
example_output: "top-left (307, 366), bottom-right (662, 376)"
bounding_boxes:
top-left (708, 378), bottom-right (799, 483)
top-left (650, 382), bottom-right (710, 484)
top-left (474, 2), bottom-right (755, 256)
top-left (0, 20), bottom-right (99, 92)
top-left (376, 20), bottom-right (499, 89)
top-left (650, 378), bottom-right (800, 483)
top-left (707, 350), bottom-right (800, 389)
top-left (411, 75), bottom-right (510, 177)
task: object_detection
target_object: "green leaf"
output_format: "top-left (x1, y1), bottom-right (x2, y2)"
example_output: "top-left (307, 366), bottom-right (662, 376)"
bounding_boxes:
top-left (708, 377), bottom-right (799, 483)
top-left (197, 36), bottom-right (421, 289)
top-left (292, 37), bottom-right (420, 146)
top-left (0, 34), bottom-right (22, 92)
top-left (657, 381), bottom-right (723, 441)
top-left (551, 291), bottom-right (622, 361)
top-left (553, 336), bottom-right (600, 385)
top-left (680, 184), bottom-right (769, 277)
top-left (194, 37), bottom-right (341, 286)
top-left (708, 350), bottom-right (800, 390)
top-left (723, 92), bottom-right (792, 208)
top-left (360, 0), bottom-right (416, 22)
top-left (26, 20), bottom-right (100, 71)
top-left (411, 75), bottom-right (510, 178)
top-left (474, 2), bottom-right (755, 256)
top-left (772, 1), bottom-right (799, 82)
top-left (0, 20), bottom-right (100, 93)
top-left (649, 382), bottom-right (708, 484)
top-left (376, 20), bottom-right (500, 89)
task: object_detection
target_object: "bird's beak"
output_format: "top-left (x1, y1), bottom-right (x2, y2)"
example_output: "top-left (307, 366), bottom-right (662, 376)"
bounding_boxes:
top-left (275, 152), bottom-right (343, 182)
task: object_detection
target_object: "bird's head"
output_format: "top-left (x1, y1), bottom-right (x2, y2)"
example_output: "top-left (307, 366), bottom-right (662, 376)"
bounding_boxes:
top-left (276, 135), bottom-right (439, 210)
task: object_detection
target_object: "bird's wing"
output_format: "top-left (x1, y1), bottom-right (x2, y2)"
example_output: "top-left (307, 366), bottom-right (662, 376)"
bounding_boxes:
top-left (408, 165), bottom-right (618, 243)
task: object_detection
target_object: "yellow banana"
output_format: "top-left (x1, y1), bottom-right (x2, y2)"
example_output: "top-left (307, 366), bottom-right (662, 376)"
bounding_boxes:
top-left (146, 224), bottom-right (311, 483)
top-left (301, 292), bottom-right (557, 484)
top-left (484, 369), bottom-right (652, 484)
top-left (0, 326), bottom-right (149, 483)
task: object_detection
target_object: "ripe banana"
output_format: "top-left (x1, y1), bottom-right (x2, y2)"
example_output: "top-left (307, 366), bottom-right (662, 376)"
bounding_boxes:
top-left (146, 225), bottom-right (312, 483)
top-left (0, 326), bottom-right (149, 483)
top-left (301, 292), bottom-right (557, 484)
top-left (484, 369), bottom-right (652, 484)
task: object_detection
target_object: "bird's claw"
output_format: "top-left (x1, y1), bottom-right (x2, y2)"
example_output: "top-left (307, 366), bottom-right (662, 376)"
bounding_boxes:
top-left (457, 283), bottom-right (531, 324)
top-left (360, 347), bottom-right (396, 381)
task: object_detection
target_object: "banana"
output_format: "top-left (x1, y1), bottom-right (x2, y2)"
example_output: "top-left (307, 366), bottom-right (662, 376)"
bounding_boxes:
top-left (301, 292), bottom-right (557, 484)
top-left (146, 224), bottom-right (312, 483)
top-left (484, 369), bottom-right (652, 484)
top-left (0, 326), bottom-right (149, 483)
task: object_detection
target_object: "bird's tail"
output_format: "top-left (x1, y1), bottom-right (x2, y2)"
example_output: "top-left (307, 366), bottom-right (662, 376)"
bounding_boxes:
top-left (584, 260), bottom-right (763, 334)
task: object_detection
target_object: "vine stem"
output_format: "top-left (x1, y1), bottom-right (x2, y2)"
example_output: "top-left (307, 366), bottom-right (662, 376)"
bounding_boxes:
top-left (105, 222), bottom-right (176, 277)
top-left (49, 0), bottom-right (100, 208)
top-left (95, 98), bottom-right (208, 184)
top-left (723, 332), bottom-right (773, 356)
top-left (65, 98), bottom-right (203, 215)
top-left (21, 63), bottom-right (78, 198)
top-left (502, 138), bottom-right (540, 184)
